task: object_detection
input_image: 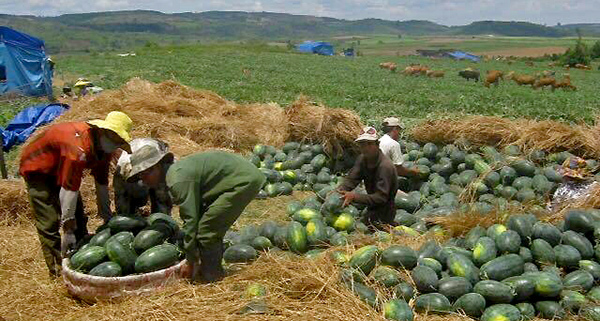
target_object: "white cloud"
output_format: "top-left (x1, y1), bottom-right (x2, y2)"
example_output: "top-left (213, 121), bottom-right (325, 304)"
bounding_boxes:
top-left (4, 0), bottom-right (600, 25)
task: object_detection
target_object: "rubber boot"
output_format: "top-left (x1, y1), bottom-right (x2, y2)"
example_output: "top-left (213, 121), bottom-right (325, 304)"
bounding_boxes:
top-left (197, 243), bottom-right (225, 283)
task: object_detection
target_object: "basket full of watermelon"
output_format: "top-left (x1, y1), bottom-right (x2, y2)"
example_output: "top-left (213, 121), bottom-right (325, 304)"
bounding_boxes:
top-left (62, 213), bottom-right (189, 302)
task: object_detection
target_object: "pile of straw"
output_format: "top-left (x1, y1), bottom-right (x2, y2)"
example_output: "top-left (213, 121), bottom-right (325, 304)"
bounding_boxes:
top-left (0, 179), bottom-right (31, 223)
top-left (411, 116), bottom-right (600, 158)
top-left (285, 96), bottom-right (363, 157)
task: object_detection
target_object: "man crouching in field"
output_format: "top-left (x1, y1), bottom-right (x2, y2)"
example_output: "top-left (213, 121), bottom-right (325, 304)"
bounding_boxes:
top-left (127, 147), bottom-right (264, 283)
top-left (337, 127), bottom-right (398, 229)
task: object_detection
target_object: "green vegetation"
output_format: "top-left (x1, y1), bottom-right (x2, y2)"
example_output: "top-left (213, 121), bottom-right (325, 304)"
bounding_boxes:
top-left (55, 43), bottom-right (600, 124)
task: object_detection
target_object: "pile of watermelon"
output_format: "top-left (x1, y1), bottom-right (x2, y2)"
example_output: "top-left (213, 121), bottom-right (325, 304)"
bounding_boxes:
top-left (68, 213), bottom-right (184, 277)
top-left (222, 186), bottom-right (371, 263)
top-left (249, 142), bottom-right (354, 198)
top-left (333, 209), bottom-right (600, 321)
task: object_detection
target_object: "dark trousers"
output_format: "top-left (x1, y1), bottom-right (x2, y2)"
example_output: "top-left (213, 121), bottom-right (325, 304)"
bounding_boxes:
top-left (24, 173), bottom-right (88, 276)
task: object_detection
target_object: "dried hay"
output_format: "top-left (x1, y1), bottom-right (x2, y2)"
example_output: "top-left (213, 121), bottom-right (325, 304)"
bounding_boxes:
top-left (59, 78), bottom-right (288, 156)
top-left (411, 116), bottom-right (600, 158)
top-left (0, 179), bottom-right (31, 223)
top-left (285, 96), bottom-right (363, 157)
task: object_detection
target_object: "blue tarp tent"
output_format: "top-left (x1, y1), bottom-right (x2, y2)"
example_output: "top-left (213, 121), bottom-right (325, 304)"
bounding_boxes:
top-left (1, 103), bottom-right (68, 152)
top-left (295, 41), bottom-right (334, 56)
top-left (446, 51), bottom-right (480, 62)
top-left (0, 26), bottom-right (53, 98)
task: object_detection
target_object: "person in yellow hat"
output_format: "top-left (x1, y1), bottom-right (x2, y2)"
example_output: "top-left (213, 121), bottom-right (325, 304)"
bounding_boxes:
top-left (19, 111), bottom-right (133, 277)
top-left (547, 156), bottom-right (598, 212)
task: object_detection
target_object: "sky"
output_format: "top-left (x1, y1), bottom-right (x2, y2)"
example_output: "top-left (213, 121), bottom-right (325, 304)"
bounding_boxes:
top-left (1, 0), bottom-right (599, 26)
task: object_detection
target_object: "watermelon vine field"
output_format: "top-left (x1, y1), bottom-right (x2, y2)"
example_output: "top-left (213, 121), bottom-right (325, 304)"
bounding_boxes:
top-left (54, 43), bottom-right (600, 125)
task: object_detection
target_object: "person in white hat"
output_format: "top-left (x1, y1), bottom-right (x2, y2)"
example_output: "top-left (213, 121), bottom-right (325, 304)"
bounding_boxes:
top-left (113, 138), bottom-right (173, 216)
top-left (19, 111), bottom-right (133, 276)
top-left (337, 126), bottom-right (399, 228)
top-left (380, 117), bottom-right (419, 177)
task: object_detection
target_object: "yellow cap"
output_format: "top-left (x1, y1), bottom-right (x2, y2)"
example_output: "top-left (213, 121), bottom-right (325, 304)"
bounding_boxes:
top-left (87, 111), bottom-right (133, 143)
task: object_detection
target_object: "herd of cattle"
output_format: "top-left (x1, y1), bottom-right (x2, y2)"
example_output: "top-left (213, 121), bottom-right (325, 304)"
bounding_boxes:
top-left (378, 61), bottom-right (586, 91)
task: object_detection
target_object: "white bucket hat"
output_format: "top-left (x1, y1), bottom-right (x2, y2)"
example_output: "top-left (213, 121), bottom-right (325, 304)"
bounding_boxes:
top-left (126, 143), bottom-right (173, 181)
top-left (355, 126), bottom-right (379, 142)
top-left (382, 117), bottom-right (404, 129)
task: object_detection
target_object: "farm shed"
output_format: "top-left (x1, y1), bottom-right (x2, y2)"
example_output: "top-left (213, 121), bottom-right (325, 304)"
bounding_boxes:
top-left (295, 41), bottom-right (334, 56)
top-left (0, 26), bottom-right (53, 98)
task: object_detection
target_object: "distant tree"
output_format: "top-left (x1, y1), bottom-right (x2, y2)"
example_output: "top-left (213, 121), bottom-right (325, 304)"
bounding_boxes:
top-left (562, 31), bottom-right (591, 66)
top-left (398, 34), bottom-right (402, 39)
top-left (591, 40), bottom-right (600, 59)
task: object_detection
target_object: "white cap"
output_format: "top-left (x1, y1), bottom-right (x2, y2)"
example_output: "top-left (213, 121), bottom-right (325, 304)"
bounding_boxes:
top-left (355, 126), bottom-right (379, 142)
top-left (382, 117), bottom-right (403, 129)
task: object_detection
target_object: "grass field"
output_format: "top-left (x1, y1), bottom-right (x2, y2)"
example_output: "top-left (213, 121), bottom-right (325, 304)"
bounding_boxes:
top-left (53, 38), bottom-right (600, 127)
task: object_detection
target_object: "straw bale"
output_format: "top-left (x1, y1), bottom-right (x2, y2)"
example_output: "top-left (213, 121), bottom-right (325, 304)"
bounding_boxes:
top-left (58, 78), bottom-right (288, 157)
top-left (285, 96), bottom-right (363, 157)
top-left (411, 116), bottom-right (600, 157)
top-left (0, 179), bottom-right (30, 223)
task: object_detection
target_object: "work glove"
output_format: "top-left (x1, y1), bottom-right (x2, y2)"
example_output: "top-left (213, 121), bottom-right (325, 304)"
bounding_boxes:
top-left (61, 229), bottom-right (77, 258)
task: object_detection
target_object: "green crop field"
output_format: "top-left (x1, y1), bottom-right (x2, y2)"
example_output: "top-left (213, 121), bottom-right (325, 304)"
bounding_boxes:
top-left (53, 39), bottom-right (600, 126)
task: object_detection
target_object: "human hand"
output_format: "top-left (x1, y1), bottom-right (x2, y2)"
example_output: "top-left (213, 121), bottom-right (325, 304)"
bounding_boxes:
top-left (340, 191), bottom-right (357, 207)
top-left (61, 231), bottom-right (77, 258)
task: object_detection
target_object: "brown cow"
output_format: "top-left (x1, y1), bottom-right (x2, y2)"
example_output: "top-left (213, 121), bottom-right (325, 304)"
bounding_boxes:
top-left (533, 76), bottom-right (556, 90)
top-left (553, 74), bottom-right (577, 91)
top-left (379, 62), bottom-right (397, 72)
top-left (507, 71), bottom-right (536, 87)
top-left (538, 70), bottom-right (556, 77)
top-left (575, 63), bottom-right (592, 70)
top-left (484, 70), bottom-right (504, 88)
top-left (426, 70), bottom-right (445, 78)
top-left (525, 61), bottom-right (535, 66)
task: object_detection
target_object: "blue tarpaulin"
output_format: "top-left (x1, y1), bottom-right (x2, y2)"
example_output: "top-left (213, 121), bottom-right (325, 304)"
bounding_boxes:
top-left (446, 51), bottom-right (481, 62)
top-left (295, 41), bottom-right (334, 56)
top-left (0, 26), bottom-right (53, 98)
top-left (1, 103), bottom-right (68, 151)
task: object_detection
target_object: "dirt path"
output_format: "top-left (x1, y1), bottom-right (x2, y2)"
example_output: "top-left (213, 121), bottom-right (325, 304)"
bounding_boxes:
top-left (474, 46), bottom-right (568, 57)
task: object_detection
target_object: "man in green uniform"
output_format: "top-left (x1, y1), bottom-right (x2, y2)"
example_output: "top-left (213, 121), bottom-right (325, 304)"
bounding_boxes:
top-left (127, 146), bottom-right (265, 283)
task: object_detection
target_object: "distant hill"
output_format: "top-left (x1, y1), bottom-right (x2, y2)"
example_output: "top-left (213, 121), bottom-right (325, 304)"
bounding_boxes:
top-left (557, 23), bottom-right (600, 35)
top-left (0, 10), bottom-right (595, 53)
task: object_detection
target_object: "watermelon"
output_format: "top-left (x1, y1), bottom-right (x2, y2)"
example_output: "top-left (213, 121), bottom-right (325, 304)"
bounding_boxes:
top-left (394, 282), bottom-right (415, 302)
top-left (474, 280), bottom-right (515, 304)
top-left (381, 246), bottom-right (417, 269)
top-left (371, 266), bottom-right (402, 287)
top-left (511, 160), bottom-right (536, 177)
top-left (580, 260), bottom-right (600, 280)
top-left (349, 245), bottom-right (379, 275)
top-left (531, 239), bottom-right (556, 265)
top-left (89, 228), bottom-right (111, 247)
top-left (473, 237), bottom-right (497, 266)
top-left (224, 244), bottom-right (258, 263)
top-left (251, 236), bottom-right (273, 251)
top-left (438, 276), bottom-right (473, 301)
top-left (134, 243), bottom-right (180, 273)
top-left (414, 293), bottom-right (451, 314)
top-left (480, 254), bottom-right (524, 281)
top-left (465, 226), bottom-right (487, 249)
top-left (332, 213), bottom-right (355, 232)
top-left (383, 299), bottom-right (414, 321)
top-left (108, 215), bottom-right (147, 233)
top-left (305, 219), bottom-right (328, 247)
top-left (106, 231), bottom-right (134, 246)
top-left (89, 261), bottom-right (122, 277)
top-left (486, 224), bottom-right (508, 240)
top-left (515, 303), bottom-right (535, 320)
top-left (259, 220), bottom-right (279, 241)
top-left (133, 229), bottom-right (166, 254)
top-left (348, 282), bottom-right (378, 308)
top-left (453, 292), bottom-right (486, 317)
top-left (506, 214), bottom-right (534, 243)
top-left (481, 304), bottom-right (521, 321)
top-left (560, 289), bottom-right (587, 313)
top-left (70, 246), bottom-right (107, 272)
top-left (500, 166), bottom-right (518, 185)
top-left (564, 209), bottom-right (596, 234)
top-left (562, 231), bottom-right (594, 259)
top-left (532, 222), bottom-right (562, 246)
top-left (502, 275), bottom-right (535, 302)
top-left (293, 208), bottom-right (323, 225)
top-left (554, 244), bottom-right (582, 268)
top-left (411, 265), bottom-right (439, 293)
top-left (533, 272), bottom-right (564, 298)
top-left (535, 301), bottom-right (565, 320)
top-left (330, 231), bottom-right (348, 246)
top-left (495, 230), bottom-right (521, 254)
top-left (105, 238), bottom-right (137, 274)
top-left (563, 270), bottom-right (594, 292)
top-left (286, 222), bottom-right (308, 254)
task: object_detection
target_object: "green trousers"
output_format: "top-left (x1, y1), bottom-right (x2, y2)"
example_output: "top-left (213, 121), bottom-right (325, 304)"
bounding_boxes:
top-left (24, 173), bottom-right (88, 276)
top-left (166, 151), bottom-right (265, 262)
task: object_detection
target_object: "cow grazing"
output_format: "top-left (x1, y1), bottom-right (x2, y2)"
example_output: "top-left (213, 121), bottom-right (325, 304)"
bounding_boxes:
top-left (553, 74), bottom-right (576, 91)
top-left (379, 62), bottom-right (397, 72)
top-left (484, 70), bottom-right (504, 87)
top-left (506, 71), bottom-right (536, 87)
top-left (525, 61), bottom-right (535, 66)
top-left (458, 69), bottom-right (480, 82)
top-left (575, 63), bottom-right (592, 70)
top-left (533, 76), bottom-right (556, 90)
top-left (426, 70), bottom-right (445, 78)
top-left (539, 70), bottom-right (556, 77)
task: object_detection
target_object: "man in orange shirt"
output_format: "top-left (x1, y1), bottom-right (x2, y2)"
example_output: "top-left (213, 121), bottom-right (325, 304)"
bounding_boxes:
top-left (19, 111), bottom-right (133, 277)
